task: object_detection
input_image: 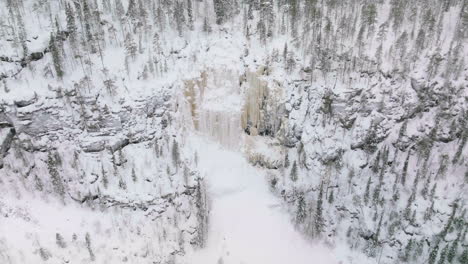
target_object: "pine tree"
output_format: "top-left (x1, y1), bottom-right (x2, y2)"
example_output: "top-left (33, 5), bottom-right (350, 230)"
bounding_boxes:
top-left (415, 29), bottom-right (426, 54)
top-left (375, 212), bottom-right (383, 242)
top-left (82, 0), bottom-right (96, 53)
top-left (142, 65), bottom-right (149, 80)
top-left (364, 176), bottom-right (371, 205)
top-left (401, 153), bottom-right (410, 186)
top-left (213, 0), bottom-right (232, 25)
top-left (34, 175), bottom-right (44, 191)
top-left (16, 10), bottom-right (28, 57)
top-left (127, 0), bottom-right (138, 19)
top-left (172, 140), bottom-right (180, 167)
top-left (372, 183), bottom-right (381, 205)
top-left (314, 183), bottom-right (325, 236)
top-left (47, 151), bottom-right (65, 197)
top-left (286, 52), bottom-right (296, 73)
top-left (375, 43), bottom-right (383, 67)
top-left (405, 193), bottom-right (415, 220)
top-left (101, 164), bottom-right (108, 189)
top-left (65, 3), bottom-right (77, 47)
top-left (131, 167), bottom-right (137, 182)
top-left (424, 201), bottom-right (434, 221)
top-left (137, 0), bottom-right (147, 25)
top-left (187, 0), bottom-right (194, 30)
top-left (438, 244), bottom-right (449, 264)
top-left (124, 33), bottom-right (137, 61)
top-left (290, 161), bottom-right (298, 182)
top-left (264, 0), bottom-right (275, 37)
top-left (257, 19), bottom-right (267, 44)
top-left (447, 233), bottom-right (460, 262)
top-left (85, 233), bottom-right (95, 261)
top-left (49, 34), bottom-right (64, 79)
top-left (194, 178), bottom-right (208, 248)
top-left (115, 0), bottom-right (125, 20)
top-left (458, 248), bottom-right (468, 264)
top-left (283, 43), bottom-right (288, 61)
top-left (296, 193), bottom-right (306, 224)
top-left (172, 1), bottom-right (186, 36)
top-left (362, 3), bottom-right (377, 32)
top-left (203, 17), bottom-right (212, 33)
top-left (156, 5), bottom-right (166, 31)
top-left (56, 233), bottom-right (67, 248)
top-left (429, 244), bottom-right (440, 264)
top-left (119, 177), bottom-right (127, 190)
top-left (328, 189), bottom-right (334, 204)
top-left (284, 152), bottom-right (290, 168)
top-left (289, 0), bottom-right (299, 38)
top-left (401, 239), bottom-right (413, 262)
top-left (377, 22), bottom-right (388, 43)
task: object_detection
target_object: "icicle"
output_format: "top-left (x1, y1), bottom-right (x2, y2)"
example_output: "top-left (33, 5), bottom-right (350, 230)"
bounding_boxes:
top-left (241, 71), bottom-right (268, 136)
top-left (182, 69), bottom-right (242, 149)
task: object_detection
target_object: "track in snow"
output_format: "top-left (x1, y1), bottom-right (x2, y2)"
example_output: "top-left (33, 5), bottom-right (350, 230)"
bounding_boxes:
top-left (185, 136), bottom-right (336, 264)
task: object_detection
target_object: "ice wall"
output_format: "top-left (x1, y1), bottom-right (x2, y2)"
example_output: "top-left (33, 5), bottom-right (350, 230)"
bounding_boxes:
top-left (182, 67), bottom-right (283, 150)
top-left (241, 67), bottom-right (283, 138)
top-left (241, 69), bottom-right (267, 136)
top-left (183, 69), bottom-right (242, 149)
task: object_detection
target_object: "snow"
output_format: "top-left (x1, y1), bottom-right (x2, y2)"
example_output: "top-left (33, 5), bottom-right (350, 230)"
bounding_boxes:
top-left (184, 135), bottom-right (337, 264)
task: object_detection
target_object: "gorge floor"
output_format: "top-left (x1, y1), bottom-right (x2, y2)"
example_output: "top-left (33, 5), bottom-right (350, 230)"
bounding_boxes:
top-left (184, 135), bottom-right (337, 264)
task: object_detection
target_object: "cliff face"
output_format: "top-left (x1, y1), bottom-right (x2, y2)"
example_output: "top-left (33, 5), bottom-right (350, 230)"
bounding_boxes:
top-left (0, 79), bottom-right (209, 262)
top-left (246, 65), bottom-right (467, 263)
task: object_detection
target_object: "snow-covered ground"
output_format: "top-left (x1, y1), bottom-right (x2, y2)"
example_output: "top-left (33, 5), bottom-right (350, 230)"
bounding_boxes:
top-left (184, 135), bottom-right (336, 264)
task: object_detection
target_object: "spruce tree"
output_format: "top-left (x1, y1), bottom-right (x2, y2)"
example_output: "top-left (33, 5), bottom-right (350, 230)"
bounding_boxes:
top-left (364, 176), bottom-right (371, 205)
top-left (438, 244), bottom-right (448, 264)
top-left (125, 33), bottom-right (137, 61)
top-left (127, 0), bottom-right (138, 19)
top-left (115, 0), bottom-right (125, 20)
top-left (375, 212), bottom-right (383, 242)
top-left (328, 189), bottom-right (334, 204)
top-left (314, 183), bottom-right (325, 236)
top-left (203, 17), bottom-right (212, 33)
top-left (458, 248), bottom-right (468, 264)
top-left (137, 0), bottom-right (147, 25)
top-left (187, 0), bottom-right (194, 30)
top-left (284, 152), bottom-right (290, 168)
top-left (195, 178), bottom-right (208, 248)
top-left (118, 177), bottom-right (127, 190)
top-left (296, 193), bottom-right (306, 225)
top-left (401, 152), bottom-right (410, 186)
top-left (65, 3), bottom-right (77, 46)
top-left (56, 233), bottom-right (67, 248)
top-left (82, 0), bottom-right (96, 53)
top-left (172, 140), bottom-right (180, 167)
top-left (101, 164), bottom-right (108, 189)
top-left (402, 239), bottom-right (413, 262)
top-left (49, 34), bottom-right (64, 79)
top-left (447, 233), bottom-right (460, 262)
top-left (290, 161), bottom-right (298, 182)
top-left (257, 19), bottom-right (267, 44)
top-left (174, 1), bottom-right (186, 36)
top-left (85, 233), bottom-right (95, 261)
top-left (429, 244), bottom-right (440, 264)
top-left (131, 167), bottom-right (137, 182)
top-left (213, 0), bottom-right (232, 25)
top-left (47, 151), bottom-right (65, 197)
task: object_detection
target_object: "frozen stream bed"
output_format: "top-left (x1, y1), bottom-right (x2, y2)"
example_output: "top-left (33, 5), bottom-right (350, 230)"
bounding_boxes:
top-left (183, 136), bottom-right (337, 264)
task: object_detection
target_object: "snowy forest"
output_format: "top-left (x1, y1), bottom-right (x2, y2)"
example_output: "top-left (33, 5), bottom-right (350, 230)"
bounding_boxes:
top-left (0, 0), bottom-right (467, 263)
